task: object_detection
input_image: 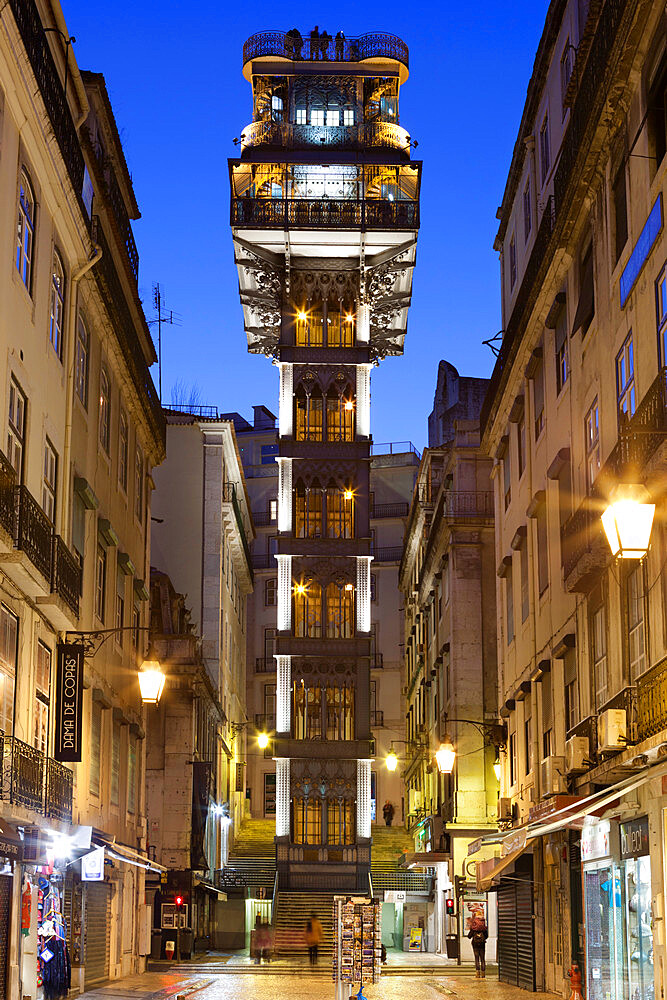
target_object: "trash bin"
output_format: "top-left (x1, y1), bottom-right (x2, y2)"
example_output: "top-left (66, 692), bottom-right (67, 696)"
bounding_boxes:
top-left (445, 934), bottom-right (459, 960)
top-left (151, 929), bottom-right (162, 960)
top-left (179, 928), bottom-right (193, 959)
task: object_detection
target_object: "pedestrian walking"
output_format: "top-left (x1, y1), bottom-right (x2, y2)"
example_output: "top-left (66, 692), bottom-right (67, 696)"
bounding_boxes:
top-left (305, 911), bottom-right (323, 965)
top-left (383, 799), bottom-right (395, 826)
top-left (335, 31), bottom-right (345, 61)
top-left (468, 918), bottom-right (488, 978)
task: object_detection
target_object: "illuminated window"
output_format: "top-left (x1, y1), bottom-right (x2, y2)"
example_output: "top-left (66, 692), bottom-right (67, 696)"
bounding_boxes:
top-left (327, 487), bottom-right (354, 538)
top-left (326, 108), bottom-right (340, 126)
top-left (295, 389), bottom-right (323, 441)
top-left (326, 685), bottom-right (354, 741)
top-left (295, 481), bottom-right (323, 537)
top-left (585, 398), bottom-right (600, 490)
top-left (34, 642), bottom-right (50, 756)
top-left (311, 109), bottom-right (325, 126)
top-left (616, 332), bottom-right (635, 419)
top-left (326, 390), bottom-right (354, 442)
top-left (99, 368), bottom-right (111, 453)
top-left (327, 799), bottom-right (355, 844)
top-left (49, 251), bottom-right (65, 359)
top-left (326, 582), bottom-right (354, 638)
top-left (327, 306), bottom-right (355, 347)
top-left (294, 580), bottom-right (322, 637)
top-left (343, 109), bottom-right (354, 126)
top-left (16, 169), bottom-right (35, 290)
top-left (627, 564), bottom-right (646, 681)
top-left (296, 107), bottom-right (307, 125)
top-left (295, 306), bottom-right (323, 346)
top-left (293, 798), bottom-right (322, 844)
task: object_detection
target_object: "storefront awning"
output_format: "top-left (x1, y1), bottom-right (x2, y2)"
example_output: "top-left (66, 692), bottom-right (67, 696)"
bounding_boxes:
top-left (92, 836), bottom-right (167, 874)
top-left (476, 840), bottom-right (536, 892)
top-left (193, 876), bottom-right (226, 901)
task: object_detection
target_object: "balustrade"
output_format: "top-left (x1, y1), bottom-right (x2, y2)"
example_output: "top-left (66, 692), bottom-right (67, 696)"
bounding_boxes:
top-left (14, 486), bottom-right (53, 581)
top-left (51, 534), bottom-right (81, 617)
top-left (231, 198), bottom-right (419, 230)
top-left (638, 659), bottom-right (667, 741)
top-left (243, 30), bottom-right (409, 69)
top-left (45, 758), bottom-right (73, 821)
top-left (241, 120), bottom-right (410, 152)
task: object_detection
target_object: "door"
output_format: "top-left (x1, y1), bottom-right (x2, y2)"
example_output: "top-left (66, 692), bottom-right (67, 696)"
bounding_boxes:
top-left (264, 771), bottom-right (276, 816)
top-left (84, 882), bottom-right (111, 987)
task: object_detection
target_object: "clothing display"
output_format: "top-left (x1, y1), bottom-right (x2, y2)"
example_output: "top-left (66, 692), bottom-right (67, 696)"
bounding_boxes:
top-left (36, 875), bottom-right (71, 1000)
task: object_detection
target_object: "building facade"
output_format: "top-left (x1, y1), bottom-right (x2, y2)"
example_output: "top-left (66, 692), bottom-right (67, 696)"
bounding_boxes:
top-left (0, 1), bottom-right (165, 995)
top-left (481, 0), bottom-right (667, 996)
top-left (399, 362), bottom-right (498, 957)
top-left (230, 29), bottom-right (420, 889)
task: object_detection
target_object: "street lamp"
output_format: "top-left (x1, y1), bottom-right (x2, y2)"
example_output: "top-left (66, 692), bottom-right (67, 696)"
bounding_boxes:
top-left (65, 628), bottom-right (166, 705)
top-left (138, 654), bottom-right (166, 704)
top-left (435, 739), bottom-right (456, 775)
top-left (386, 749), bottom-right (398, 771)
top-left (493, 756), bottom-right (502, 782)
top-left (257, 732), bottom-right (270, 750)
top-left (602, 484), bottom-right (655, 559)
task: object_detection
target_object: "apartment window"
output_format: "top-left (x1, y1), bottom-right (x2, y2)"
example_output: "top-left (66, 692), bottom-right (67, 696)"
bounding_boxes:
top-left (613, 166), bottom-right (628, 263)
top-left (572, 241), bottom-right (595, 337)
top-left (506, 563), bottom-right (514, 645)
top-left (560, 40), bottom-right (574, 113)
top-left (116, 570), bottom-right (125, 635)
top-left (509, 234), bottom-right (517, 290)
top-left (509, 730), bottom-right (517, 786)
top-left (0, 607), bottom-right (18, 736)
top-left (592, 602), bottom-right (608, 709)
top-left (16, 169), bottom-right (35, 290)
top-left (542, 675), bottom-right (553, 759)
top-left (555, 307), bottom-right (569, 394)
top-left (616, 332), bottom-right (636, 420)
top-left (343, 108), bottom-right (354, 125)
top-left (265, 578), bottom-right (277, 606)
top-left (647, 53), bottom-right (667, 174)
top-left (627, 564), bottom-right (647, 681)
top-left (49, 250), bottom-right (65, 359)
top-left (134, 447), bottom-right (144, 522)
top-left (132, 604), bottom-right (140, 648)
top-left (296, 107), bottom-right (307, 125)
top-left (89, 702), bottom-right (102, 796)
top-left (443, 556), bottom-right (450, 605)
top-left (564, 649), bottom-right (579, 732)
top-left (503, 445), bottom-right (511, 510)
top-left (517, 414), bottom-right (526, 478)
top-left (7, 378), bottom-right (26, 480)
top-left (533, 356), bottom-right (545, 439)
top-left (520, 533), bottom-right (529, 622)
top-left (110, 723), bottom-right (120, 806)
top-left (127, 739), bottom-right (136, 813)
top-left (657, 262), bottom-right (667, 365)
top-left (42, 439), bottom-right (57, 523)
top-left (34, 642), bottom-right (51, 756)
top-left (585, 398), bottom-right (600, 490)
top-left (99, 368), bottom-right (111, 453)
top-left (524, 698), bottom-right (533, 775)
top-left (95, 545), bottom-right (106, 622)
top-left (523, 178), bottom-right (532, 242)
top-left (269, 498), bottom-right (278, 521)
top-left (310, 109), bottom-right (325, 126)
top-left (261, 444), bottom-right (278, 465)
top-left (540, 113), bottom-right (551, 182)
top-left (75, 316), bottom-right (89, 407)
top-left (72, 493), bottom-right (85, 576)
top-left (118, 410), bottom-right (128, 491)
top-left (536, 501), bottom-right (549, 596)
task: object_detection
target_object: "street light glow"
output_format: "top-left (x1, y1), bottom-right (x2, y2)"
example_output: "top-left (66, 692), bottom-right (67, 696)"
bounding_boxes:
top-left (138, 657), bottom-right (165, 704)
top-left (435, 739), bottom-right (456, 774)
top-left (386, 750), bottom-right (398, 771)
top-left (601, 484), bottom-right (655, 559)
top-left (257, 732), bottom-right (270, 749)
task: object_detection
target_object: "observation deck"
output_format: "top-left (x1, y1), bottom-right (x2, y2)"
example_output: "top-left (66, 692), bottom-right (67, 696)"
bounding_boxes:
top-left (239, 120), bottom-right (411, 155)
top-left (242, 30), bottom-right (409, 80)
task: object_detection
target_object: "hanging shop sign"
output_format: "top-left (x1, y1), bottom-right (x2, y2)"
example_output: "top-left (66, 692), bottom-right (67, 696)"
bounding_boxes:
top-left (81, 847), bottom-right (105, 881)
top-left (581, 818), bottom-right (619, 862)
top-left (620, 815), bottom-right (650, 860)
top-left (0, 818), bottom-right (22, 861)
top-left (54, 642), bottom-right (84, 762)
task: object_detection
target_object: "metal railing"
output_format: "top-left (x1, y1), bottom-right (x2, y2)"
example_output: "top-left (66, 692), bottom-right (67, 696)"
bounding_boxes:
top-left (51, 534), bottom-right (80, 617)
top-left (222, 482), bottom-right (253, 579)
top-left (231, 198), bottom-right (419, 231)
top-left (1, 734), bottom-right (44, 812)
top-left (0, 451), bottom-right (16, 536)
top-left (45, 757), bottom-right (74, 821)
top-left (371, 441), bottom-right (420, 457)
top-left (443, 491), bottom-right (494, 520)
top-left (241, 120), bottom-right (410, 152)
top-left (373, 546), bottom-right (403, 562)
top-left (164, 403), bottom-right (220, 418)
top-left (243, 30), bottom-right (409, 69)
top-left (14, 486), bottom-right (53, 581)
top-left (370, 502), bottom-right (409, 519)
top-left (638, 659), bottom-right (667, 741)
top-left (252, 510), bottom-right (276, 526)
top-left (88, 136), bottom-right (139, 283)
top-left (255, 657), bottom-right (276, 673)
top-left (253, 552), bottom-right (275, 569)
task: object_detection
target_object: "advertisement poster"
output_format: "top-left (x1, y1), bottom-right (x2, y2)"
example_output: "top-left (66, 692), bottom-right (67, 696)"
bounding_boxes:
top-left (409, 927), bottom-right (423, 951)
top-left (463, 897), bottom-right (487, 933)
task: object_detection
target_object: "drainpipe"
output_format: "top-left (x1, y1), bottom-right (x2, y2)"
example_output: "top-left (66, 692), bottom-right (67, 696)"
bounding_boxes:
top-left (60, 243), bottom-right (102, 538)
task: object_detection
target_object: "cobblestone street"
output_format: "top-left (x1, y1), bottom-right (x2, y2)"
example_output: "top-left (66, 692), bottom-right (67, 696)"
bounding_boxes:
top-left (78, 971), bottom-right (549, 1000)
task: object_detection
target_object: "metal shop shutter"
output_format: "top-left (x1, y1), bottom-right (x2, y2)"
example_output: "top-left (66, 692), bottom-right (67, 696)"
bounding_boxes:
top-left (0, 875), bottom-right (11, 1000)
top-left (84, 882), bottom-right (111, 988)
top-left (516, 876), bottom-right (536, 991)
top-left (497, 879), bottom-right (518, 986)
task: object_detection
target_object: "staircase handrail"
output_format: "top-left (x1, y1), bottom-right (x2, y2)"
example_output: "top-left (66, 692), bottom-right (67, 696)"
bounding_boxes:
top-left (368, 871), bottom-right (374, 899)
top-left (271, 871), bottom-right (279, 926)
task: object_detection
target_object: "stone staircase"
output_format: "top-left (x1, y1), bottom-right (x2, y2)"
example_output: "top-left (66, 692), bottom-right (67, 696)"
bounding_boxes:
top-left (370, 825), bottom-right (431, 894)
top-left (230, 818), bottom-right (275, 859)
top-left (272, 891), bottom-right (337, 957)
top-left (371, 823), bottom-right (410, 862)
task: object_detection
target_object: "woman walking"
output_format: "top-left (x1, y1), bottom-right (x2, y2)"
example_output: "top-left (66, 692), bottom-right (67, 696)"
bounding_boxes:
top-left (305, 911), bottom-right (323, 965)
top-left (468, 918), bottom-right (489, 978)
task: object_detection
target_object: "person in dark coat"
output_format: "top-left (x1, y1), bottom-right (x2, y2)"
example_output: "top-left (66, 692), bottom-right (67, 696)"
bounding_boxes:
top-left (335, 31), bottom-right (345, 61)
top-left (383, 800), bottom-right (395, 826)
top-left (468, 920), bottom-right (489, 978)
top-left (310, 26), bottom-right (320, 59)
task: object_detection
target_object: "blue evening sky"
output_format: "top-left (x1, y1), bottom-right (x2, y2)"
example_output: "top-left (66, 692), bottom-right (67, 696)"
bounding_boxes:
top-left (62, 0), bottom-right (547, 451)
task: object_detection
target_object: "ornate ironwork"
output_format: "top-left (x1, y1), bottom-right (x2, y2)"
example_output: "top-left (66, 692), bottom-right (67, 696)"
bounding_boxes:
top-left (231, 198), bottom-right (419, 231)
top-left (51, 534), bottom-right (81, 617)
top-left (14, 486), bottom-right (53, 581)
top-left (64, 625), bottom-right (152, 656)
top-left (1, 735), bottom-right (44, 812)
top-left (0, 450), bottom-right (16, 537)
top-left (638, 658), bottom-right (667, 741)
top-left (86, 132), bottom-right (139, 283)
top-left (443, 491), bottom-right (495, 520)
top-left (243, 30), bottom-right (409, 69)
top-left (241, 120), bottom-right (410, 152)
top-left (8, 0), bottom-right (89, 224)
top-left (45, 758), bottom-right (73, 820)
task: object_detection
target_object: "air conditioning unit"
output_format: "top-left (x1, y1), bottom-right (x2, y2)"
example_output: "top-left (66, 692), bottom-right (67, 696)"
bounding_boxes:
top-left (598, 709), bottom-right (627, 752)
top-left (540, 756), bottom-right (566, 798)
top-left (565, 736), bottom-right (590, 774)
top-left (408, 789), bottom-right (422, 814)
top-left (497, 797), bottom-right (513, 822)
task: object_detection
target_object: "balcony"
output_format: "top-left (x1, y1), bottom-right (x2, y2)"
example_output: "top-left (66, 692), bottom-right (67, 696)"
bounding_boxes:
top-left (252, 510), bottom-right (276, 527)
top-left (443, 491), bottom-right (494, 521)
top-left (51, 534), bottom-right (80, 617)
top-left (15, 486), bottom-right (52, 581)
top-left (240, 120), bottom-right (410, 154)
top-left (373, 546), bottom-right (404, 563)
top-left (371, 709), bottom-right (384, 727)
top-left (253, 551), bottom-right (275, 570)
top-left (371, 502), bottom-right (409, 519)
top-left (561, 368), bottom-right (667, 588)
top-left (0, 734), bottom-right (72, 820)
top-left (231, 198), bottom-right (419, 231)
top-left (255, 657), bottom-right (276, 673)
top-left (371, 441), bottom-right (420, 458)
top-left (0, 452), bottom-right (16, 539)
top-left (243, 30), bottom-right (409, 70)
top-left (88, 136), bottom-right (139, 283)
top-left (638, 658), bottom-right (667, 742)
top-left (255, 713), bottom-right (276, 730)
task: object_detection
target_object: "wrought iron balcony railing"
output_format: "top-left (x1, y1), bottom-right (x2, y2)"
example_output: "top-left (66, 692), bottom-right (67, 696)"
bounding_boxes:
top-left (373, 546), bottom-right (404, 563)
top-left (88, 136), bottom-right (139, 283)
top-left (255, 713), bottom-right (276, 729)
top-left (231, 197), bottom-right (419, 231)
top-left (45, 757), bottom-right (74, 821)
top-left (371, 709), bottom-right (384, 727)
top-left (14, 485), bottom-right (53, 581)
top-left (443, 491), bottom-right (495, 520)
top-left (251, 510), bottom-right (276, 526)
top-left (0, 450), bottom-right (16, 537)
top-left (255, 657), bottom-right (276, 673)
top-left (370, 502), bottom-right (409, 519)
top-left (1, 734), bottom-right (44, 812)
top-left (638, 658), bottom-right (667, 742)
top-left (243, 30), bottom-right (409, 69)
top-left (253, 551), bottom-right (275, 569)
top-left (51, 534), bottom-right (81, 617)
top-left (240, 120), bottom-right (410, 153)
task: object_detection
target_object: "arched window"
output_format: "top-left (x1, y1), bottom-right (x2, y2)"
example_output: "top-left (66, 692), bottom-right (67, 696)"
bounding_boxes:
top-left (99, 368), bottom-right (111, 453)
top-left (16, 170), bottom-right (35, 290)
top-left (75, 316), bottom-right (89, 406)
top-left (326, 388), bottom-right (354, 442)
top-left (326, 582), bottom-right (354, 638)
top-left (295, 304), bottom-right (323, 347)
top-left (293, 798), bottom-right (322, 845)
top-left (49, 250), bottom-right (65, 359)
top-left (295, 479), bottom-right (323, 537)
top-left (327, 485), bottom-right (354, 538)
top-left (294, 580), bottom-right (322, 637)
top-left (327, 799), bottom-right (355, 844)
top-left (327, 303), bottom-right (355, 347)
top-left (326, 684), bottom-right (355, 741)
top-left (295, 387), bottom-right (323, 441)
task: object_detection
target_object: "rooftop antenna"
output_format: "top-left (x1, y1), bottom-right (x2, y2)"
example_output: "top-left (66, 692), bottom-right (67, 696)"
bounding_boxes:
top-left (149, 283), bottom-right (181, 402)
